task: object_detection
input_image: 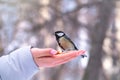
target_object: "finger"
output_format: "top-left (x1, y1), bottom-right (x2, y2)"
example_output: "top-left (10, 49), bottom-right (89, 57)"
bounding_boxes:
top-left (36, 55), bottom-right (74, 67)
top-left (50, 56), bottom-right (76, 67)
top-left (31, 48), bottom-right (57, 57)
top-left (53, 50), bottom-right (85, 59)
top-left (35, 50), bottom-right (85, 67)
top-left (47, 50), bottom-right (86, 67)
top-left (53, 51), bottom-right (85, 64)
top-left (41, 51), bottom-right (83, 67)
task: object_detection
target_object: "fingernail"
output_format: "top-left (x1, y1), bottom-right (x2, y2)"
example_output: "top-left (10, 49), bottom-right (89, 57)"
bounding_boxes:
top-left (50, 50), bottom-right (57, 55)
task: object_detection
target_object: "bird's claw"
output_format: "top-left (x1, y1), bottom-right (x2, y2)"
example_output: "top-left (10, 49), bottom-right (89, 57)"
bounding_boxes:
top-left (81, 54), bottom-right (87, 58)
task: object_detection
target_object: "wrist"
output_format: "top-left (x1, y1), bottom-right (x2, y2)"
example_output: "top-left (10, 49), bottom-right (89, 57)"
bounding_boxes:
top-left (30, 47), bottom-right (39, 67)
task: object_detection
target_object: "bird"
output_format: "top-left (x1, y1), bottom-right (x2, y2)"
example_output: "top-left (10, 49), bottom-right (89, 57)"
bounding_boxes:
top-left (54, 31), bottom-right (87, 58)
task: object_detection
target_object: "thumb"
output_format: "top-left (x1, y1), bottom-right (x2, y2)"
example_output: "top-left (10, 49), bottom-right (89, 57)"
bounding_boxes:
top-left (31, 48), bottom-right (58, 58)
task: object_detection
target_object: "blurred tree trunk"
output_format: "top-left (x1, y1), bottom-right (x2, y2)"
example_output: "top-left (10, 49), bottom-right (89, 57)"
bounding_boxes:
top-left (83, 0), bottom-right (114, 80)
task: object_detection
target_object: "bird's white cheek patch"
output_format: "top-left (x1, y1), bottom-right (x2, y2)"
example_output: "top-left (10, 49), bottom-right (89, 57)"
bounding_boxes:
top-left (57, 33), bottom-right (64, 36)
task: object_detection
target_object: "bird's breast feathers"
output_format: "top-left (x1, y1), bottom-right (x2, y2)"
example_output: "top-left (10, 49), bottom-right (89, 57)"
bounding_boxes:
top-left (59, 37), bottom-right (75, 50)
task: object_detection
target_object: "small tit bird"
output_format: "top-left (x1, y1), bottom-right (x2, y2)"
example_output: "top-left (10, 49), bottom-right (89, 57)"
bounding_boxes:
top-left (55, 31), bottom-right (87, 58)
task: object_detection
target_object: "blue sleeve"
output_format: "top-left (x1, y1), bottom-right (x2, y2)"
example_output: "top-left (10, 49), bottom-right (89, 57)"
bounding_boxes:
top-left (0, 46), bottom-right (39, 80)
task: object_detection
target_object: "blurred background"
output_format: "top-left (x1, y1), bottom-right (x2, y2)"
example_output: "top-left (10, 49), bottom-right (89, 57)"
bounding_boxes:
top-left (0, 0), bottom-right (120, 80)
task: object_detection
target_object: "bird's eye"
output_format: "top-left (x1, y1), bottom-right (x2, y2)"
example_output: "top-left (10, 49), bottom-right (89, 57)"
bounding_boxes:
top-left (57, 33), bottom-right (64, 36)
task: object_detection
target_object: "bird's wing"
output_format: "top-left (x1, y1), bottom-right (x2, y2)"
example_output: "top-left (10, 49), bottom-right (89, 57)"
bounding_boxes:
top-left (59, 36), bottom-right (78, 50)
top-left (65, 36), bottom-right (78, 50)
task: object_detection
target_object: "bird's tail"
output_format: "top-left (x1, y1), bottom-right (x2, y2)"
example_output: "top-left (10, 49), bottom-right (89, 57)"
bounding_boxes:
top-left (75, 46), bottom-right (78, 50)
top-left (75, 47), bottom-right (87, 58)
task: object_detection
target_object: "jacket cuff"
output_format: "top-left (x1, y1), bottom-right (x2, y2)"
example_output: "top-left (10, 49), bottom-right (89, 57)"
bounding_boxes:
top-left (9, 46), bottom-right (39, 79)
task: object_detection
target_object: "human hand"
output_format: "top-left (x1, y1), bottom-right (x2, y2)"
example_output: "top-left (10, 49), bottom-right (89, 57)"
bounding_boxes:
top-left (31, 48), bottom-right (85, 67)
